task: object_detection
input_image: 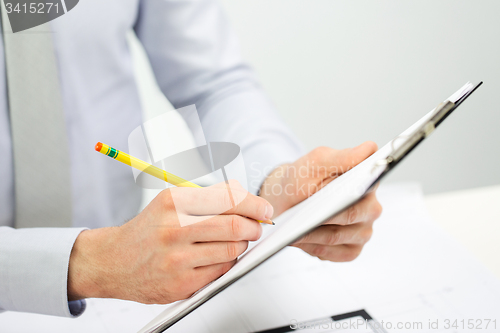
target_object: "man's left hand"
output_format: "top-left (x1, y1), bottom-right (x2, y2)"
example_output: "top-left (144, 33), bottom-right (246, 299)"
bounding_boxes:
top-left (259, 142), bottom-right (383, 262)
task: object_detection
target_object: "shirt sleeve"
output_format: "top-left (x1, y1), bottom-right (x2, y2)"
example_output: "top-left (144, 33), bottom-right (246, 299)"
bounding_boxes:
top-left (0, 227), bottom-right (87, 317)
top-left (134, 0), bottom-right (305, 194)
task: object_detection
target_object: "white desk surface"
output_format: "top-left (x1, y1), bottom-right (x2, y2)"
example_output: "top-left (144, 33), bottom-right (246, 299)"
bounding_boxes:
top-left (424, 184), bottom-right (500, 280)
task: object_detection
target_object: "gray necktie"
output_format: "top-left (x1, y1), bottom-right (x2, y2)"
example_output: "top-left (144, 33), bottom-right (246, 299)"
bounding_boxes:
top-left (1, 6), bottom-right (72, 228)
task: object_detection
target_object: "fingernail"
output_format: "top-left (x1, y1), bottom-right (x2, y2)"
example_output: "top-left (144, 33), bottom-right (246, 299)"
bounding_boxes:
top-left (265, 204), bottom-right (274, 220)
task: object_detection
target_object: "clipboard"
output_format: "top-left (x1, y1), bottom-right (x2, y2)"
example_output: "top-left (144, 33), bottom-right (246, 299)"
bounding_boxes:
top-left (138, 81), bottom-right (482, 333)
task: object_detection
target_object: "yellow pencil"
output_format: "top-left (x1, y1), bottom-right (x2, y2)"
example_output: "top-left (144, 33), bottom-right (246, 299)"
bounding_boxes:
top-left (95, 142), bottom-right (199, 188)
top-left (95, 142), bottom-right (274, 225)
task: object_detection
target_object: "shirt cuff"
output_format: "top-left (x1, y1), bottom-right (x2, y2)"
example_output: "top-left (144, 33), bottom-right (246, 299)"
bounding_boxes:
top-left (0, 227), bottom-right (88, 317)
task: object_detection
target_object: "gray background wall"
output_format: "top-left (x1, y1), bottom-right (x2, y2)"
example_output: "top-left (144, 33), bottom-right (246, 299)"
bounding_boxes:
top-left (131, 0), bottom-right (500, 194)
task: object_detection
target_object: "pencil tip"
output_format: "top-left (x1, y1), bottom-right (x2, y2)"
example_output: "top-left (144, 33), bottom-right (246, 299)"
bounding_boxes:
top-left (272, 221), bottom-right (275, 225)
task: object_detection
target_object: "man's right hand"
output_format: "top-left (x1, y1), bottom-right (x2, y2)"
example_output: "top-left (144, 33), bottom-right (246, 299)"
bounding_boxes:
top-left (67, 180), bottom-right (273, 304)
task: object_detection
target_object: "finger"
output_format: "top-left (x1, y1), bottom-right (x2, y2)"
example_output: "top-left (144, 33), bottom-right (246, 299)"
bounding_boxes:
top-left (171, 181), bottom-right (273, 221)
top-left (308, 142), bottom-right (377, 178)
top-left (186, 215), bottom-right (262, 242)
top-left (191, 241), bottom-right (248, 267)
top-left (325, 191), bottom-right (382, 226)
top-left (292, 222), bottom-right (373, 247)
top-left (177, 260), bottom-right (237, 300)
top-left (293, 243), bottom-right (364, 262)
top-left (333, 141), bottom-right (378, 175)
top-left (191, 259), bottom-right (237, 290)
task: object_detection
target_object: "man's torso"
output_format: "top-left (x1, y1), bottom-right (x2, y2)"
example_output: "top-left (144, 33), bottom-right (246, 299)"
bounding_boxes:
top-left (0, 0), bottom-right (144, 228)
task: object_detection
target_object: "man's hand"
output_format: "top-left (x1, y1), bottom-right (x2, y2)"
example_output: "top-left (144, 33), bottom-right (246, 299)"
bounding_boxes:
top-left (259, 142), bottom-right (382, 262)
top-left (67, 181), bottom-right (273, 304)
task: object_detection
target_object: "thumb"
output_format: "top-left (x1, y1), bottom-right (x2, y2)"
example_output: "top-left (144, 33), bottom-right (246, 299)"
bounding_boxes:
top-left (333, 141), bottom-right (378, 174)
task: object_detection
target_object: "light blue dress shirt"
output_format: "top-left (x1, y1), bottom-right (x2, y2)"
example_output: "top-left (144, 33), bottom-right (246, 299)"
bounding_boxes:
top-left (0, 0), bottom-right (303, 318)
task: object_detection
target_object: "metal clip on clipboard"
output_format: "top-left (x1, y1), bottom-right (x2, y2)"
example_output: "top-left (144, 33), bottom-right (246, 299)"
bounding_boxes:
top-left (374, 100), bottom-right (456, 170)
top-left (373, 81), bottom-right (483, 173)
